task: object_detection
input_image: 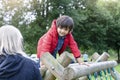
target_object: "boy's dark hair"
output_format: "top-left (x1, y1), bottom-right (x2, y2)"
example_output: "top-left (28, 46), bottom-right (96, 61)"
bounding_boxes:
top-left (56, 15), bottom-right (74, 32)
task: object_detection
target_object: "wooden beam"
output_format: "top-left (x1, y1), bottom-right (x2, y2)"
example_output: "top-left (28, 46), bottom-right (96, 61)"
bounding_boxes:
top-left (43, 70), bottom-right (56, 80)
top-left (40, 66), bottom-right (47, 77)
top-left (57, 51), bottom-right (76, 67)
top-left (111, 68), bottom-right (120, 79)
top-left (78, 52), bottom-right (110, 80)
top-left (43, 51), bottom-right (75, 80)
top-left (95, 52), bottom-right (110, 62)
top-left (41, 52), bottom-right (64, 80)
top-left (63, 61), bottom-right (118, 80)
top-left (90, 52), bottom-right (100, 61)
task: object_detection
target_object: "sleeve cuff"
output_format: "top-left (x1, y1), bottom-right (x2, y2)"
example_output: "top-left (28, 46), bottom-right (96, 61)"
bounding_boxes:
top-left (75, 55), bottom-right (80, 58)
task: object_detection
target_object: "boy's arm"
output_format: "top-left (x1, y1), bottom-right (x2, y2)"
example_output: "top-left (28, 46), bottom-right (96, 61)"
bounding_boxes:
top-left (68, 34), bottom-right (81, 58)
top-left (76, 57), bottom-right (83, 64)
top-left (37, 33), bottom-right (53, 58)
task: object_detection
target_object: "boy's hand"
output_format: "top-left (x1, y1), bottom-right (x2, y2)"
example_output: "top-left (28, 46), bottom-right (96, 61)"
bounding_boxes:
top-left (76, 57), bottom-right (89, 66)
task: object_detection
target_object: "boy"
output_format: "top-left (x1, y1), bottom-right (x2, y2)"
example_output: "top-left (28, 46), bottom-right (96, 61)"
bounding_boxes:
top-left (37, 15), bottom-right (83, 65)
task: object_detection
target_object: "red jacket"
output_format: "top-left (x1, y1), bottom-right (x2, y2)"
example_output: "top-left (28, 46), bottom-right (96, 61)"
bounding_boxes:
top-left (37, 20), bottom-right (81, 58)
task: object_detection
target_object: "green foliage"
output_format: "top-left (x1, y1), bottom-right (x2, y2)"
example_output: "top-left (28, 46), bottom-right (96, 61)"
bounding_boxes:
top-left (19, 23), bottom-right (46, 54)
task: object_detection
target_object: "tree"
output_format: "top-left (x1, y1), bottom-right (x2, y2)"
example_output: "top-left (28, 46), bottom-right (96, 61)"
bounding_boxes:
top-left (0, 0), bottom-right (120, 59)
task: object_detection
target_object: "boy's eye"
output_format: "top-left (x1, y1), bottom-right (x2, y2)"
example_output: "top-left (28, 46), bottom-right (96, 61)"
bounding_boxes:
top-left (60, 27), bottom-right (68, 30)
top-left (58, 27), bottom-right (70, 31)
top-left (59, 27), bottom-right (63, 29)
top-left (65, 27), bottom-right (70, 31)
top-left (64, 28), bottom-right (68, 30)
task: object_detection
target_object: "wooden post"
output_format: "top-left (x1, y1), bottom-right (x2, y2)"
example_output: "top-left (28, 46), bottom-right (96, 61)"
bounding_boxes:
top-left (95, 52), bottom-right (120, 80)
top-left (95, 52), bottom-right (110, 62)
top-left (40, 51), bottom-right (74, 79)
top-left (41, 52), bottom-right (64, 80)
top-left (44, 51), bottom-right (74, 80)
top-left (63, 61), bottom-right (117, 80)
top-left (41, 51), bottom-right (74, 80)
top-left (40, 66), bottom-right (47, 77)
top-left (79, 52), bottom-right (110, 80)
top-left (43, 70), bottom-right (55, 80)
top-left (111, 69), bottom-right (120, 79)
top-left (90, 52), bottom-right (100, 61)
top-left (57, 51), bottom-right (76, 67)
top-left (77, 76), bottom-right (87, 80)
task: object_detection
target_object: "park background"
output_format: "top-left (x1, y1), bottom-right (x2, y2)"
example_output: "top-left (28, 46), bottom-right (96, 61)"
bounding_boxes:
top-left (0, 0), bottom-right (120, 72)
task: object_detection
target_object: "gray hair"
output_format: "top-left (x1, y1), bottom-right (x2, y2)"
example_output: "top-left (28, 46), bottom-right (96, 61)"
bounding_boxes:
top-left (0, 25), bottom-right (26, 56)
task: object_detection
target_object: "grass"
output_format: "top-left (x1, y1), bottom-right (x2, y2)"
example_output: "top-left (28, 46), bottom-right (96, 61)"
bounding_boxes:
top-left (115, 64), bottom-right (120, 73)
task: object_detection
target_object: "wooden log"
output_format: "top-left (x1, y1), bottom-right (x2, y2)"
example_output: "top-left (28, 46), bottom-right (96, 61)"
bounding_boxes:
top-left (78, 52), bottom-right (110, 80)
top-left (111, 68), bottom-right (120, 79)
top-left (77, 76), bottom-right (87, 80)
top-left (43, 70), bottom-right (56, 80)
top-left (40, 66), bottom-right (47, 77)
top-left (41, 52), bottom-right (64, 80)
top-left (63, 61), bottom-right (117, 80)
top-left (57, 51), bottom-right (76, 67)
top-left (95, 52), bottom-right (110, 62)
top-left (43, 51), bottom-right (75, 80)
top-left (90, 52), bottom-right (100, 61)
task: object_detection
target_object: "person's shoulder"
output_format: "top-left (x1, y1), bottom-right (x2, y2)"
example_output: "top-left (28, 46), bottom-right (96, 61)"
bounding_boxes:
top-left (22, 56), bottom-right (37, 65)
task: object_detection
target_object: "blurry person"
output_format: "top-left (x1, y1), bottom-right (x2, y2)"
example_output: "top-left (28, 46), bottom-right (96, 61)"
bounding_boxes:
top-left (0, 25), bottom-right (42, 80)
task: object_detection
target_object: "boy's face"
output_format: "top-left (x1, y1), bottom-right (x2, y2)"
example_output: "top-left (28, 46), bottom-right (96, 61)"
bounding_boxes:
top-left (57, 27), bottom-right (70, 36)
